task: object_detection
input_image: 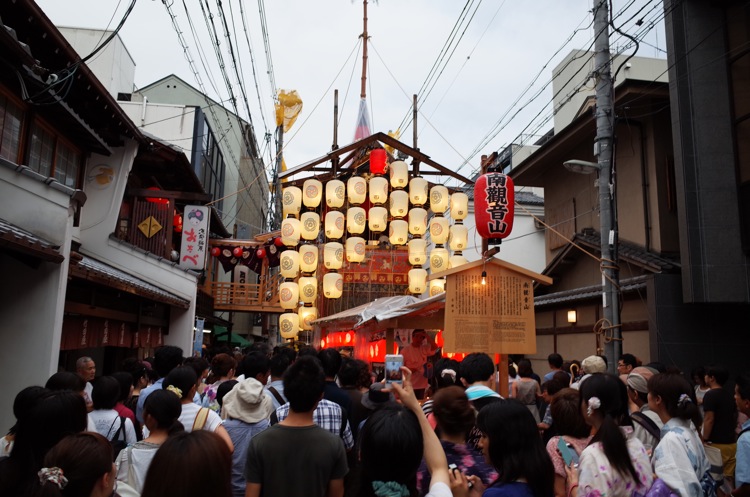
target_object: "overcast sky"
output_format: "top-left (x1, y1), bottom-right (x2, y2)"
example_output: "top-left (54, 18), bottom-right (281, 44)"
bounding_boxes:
top-left (35, 0), bottom-right (666, 187)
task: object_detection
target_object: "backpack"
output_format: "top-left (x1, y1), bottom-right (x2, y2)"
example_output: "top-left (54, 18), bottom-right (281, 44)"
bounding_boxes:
top-left (631, 411), bottom-right (662, 441)
top-left (107, 416), bottom-right (127, 461)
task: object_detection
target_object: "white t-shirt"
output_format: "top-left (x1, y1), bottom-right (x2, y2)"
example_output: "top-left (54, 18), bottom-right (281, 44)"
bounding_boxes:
top-left (88, 409), bottom-right (137, 445)
top-left (179, 401), bottom-right (223, 432)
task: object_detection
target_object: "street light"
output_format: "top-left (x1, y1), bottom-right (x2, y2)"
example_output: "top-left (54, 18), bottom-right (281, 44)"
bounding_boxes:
top-left (563, 160), bottom-right (600, 175)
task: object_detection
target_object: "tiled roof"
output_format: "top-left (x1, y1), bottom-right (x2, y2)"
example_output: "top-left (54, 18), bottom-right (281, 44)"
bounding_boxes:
top-left (534, 275), bottom-right (650, 307)
top-left (0, 218), bottom-right (64, 263)
top-left (575, 229), bottom-right (680, 272)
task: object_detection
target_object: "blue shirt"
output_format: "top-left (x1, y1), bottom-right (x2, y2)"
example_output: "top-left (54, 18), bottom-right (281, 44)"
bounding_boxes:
top-left (136, 378), bottom-right (163, 424)
top-left (224, 418), bottom-right (270, 497)
top-left (736, 419), bottom-right (750, 486)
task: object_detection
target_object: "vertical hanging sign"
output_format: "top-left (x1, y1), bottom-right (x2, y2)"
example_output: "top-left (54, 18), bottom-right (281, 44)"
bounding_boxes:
top-left (193, 318), bottom-right (205, 357)
top-left (474, 173), bottom-right (515, 241)
top-left (179, 206), bottom-right (210, 270)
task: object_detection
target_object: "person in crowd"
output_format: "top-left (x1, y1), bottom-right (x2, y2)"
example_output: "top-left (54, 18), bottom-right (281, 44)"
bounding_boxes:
top-left (450, 399), bottom-right (555, 497)
top-left (625, 366), bottom-right (662, 451)
top-left (422, 357), bottom-right (461, 418)
top-left (512, 358), bottom-right (543, 423)
top-left (617, 353), bottom-right (638, 376)
top-left (538, 373), bottom-right (569, 442)
top-left (162, 366), bottom-right (233, 452)
top-left (183, 356), bottom-right (210, 404)
top-left (691, 366), bottom-right (711, 416)
top-left (338, 357), bottom-right (371, 440)
top-left (202, 353), bottom-right (237, 412)
top-left (401, 329), bottom-right (438, 400)
top-left (264, 353), bottom-right (291, 409)
top-left (416, 386), bottom-right (497, 496)
top-left (733, 372), bottom-right (750, 497)
top-left (0, 390), bottom-right (88, 496)
top-left (121, 358), bottom-right (149, 415)
top-left (460, 353), bottom-right (503, 450)
top-left (244, 356), bottom-right (348, 497)
top-left (571, 356), bottom-right (607, 390)
top-left (703, 364), bottom-right (738, 485)
top-left (216, 380), bottom-right (238, 412)
top-left (647, 373), bottom-right (709, 497)
top-left (565, 373), bottom-right (653, 497)
top-left (319, 348), bottom-right (352, 415)
top-left (88, 376), bottom-right (137, 451)
top-left (136, 346), bottom-right (184, 424)
top-left (545, 388), bottom-right (592, 497)
top-left (45, 372), bottom-right (97, 433)
top-left (76, 356), bottom-right (96, 411)
top-left (508, 363), bottom-right (519, 396)
top-left (140, 430), bottom-right (232, 497)
top-left (1, 386), bottom-right (47, 457)
top-left (545, 353), bottom-right (566, 382)
top-left (222, 374), bottom-right (274, 497)
top-left (115, 389), bottom-right (184, 493)
top-left (30, 432), bottom-right (119, 497)
top-left (236, 351), bottom-right (273, 406)
top-left (111, 372), bottom-right (136, 425)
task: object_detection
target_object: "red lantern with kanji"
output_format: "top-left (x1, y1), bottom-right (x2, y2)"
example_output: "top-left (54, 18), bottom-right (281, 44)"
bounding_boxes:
top-left (369, 148), bottom-right (387, 175)
top-left (232, 247), bottom-right (243, 257)
top-left (474, 173), bottom-right (514, 240)
top-left (256, 247), bottom-right (266, 259)
top-left (210, 247), bottom-right (220, 257)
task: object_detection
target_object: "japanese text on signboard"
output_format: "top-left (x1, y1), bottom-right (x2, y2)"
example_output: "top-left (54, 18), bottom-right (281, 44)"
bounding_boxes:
top-left (179, 206), bottom-right (210, 270)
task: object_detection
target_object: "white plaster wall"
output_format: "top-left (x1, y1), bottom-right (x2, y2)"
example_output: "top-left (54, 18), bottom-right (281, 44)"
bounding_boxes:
top-left (120, 101), bottom-right (197, 159)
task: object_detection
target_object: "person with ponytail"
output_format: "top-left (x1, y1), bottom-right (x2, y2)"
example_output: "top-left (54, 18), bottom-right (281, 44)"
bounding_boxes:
top-left (566, 373), bottom-right (653, 497)
top-left (115, 389), bottom-right (184, 493)
top-left (648, 373), bottom-right (710, 497)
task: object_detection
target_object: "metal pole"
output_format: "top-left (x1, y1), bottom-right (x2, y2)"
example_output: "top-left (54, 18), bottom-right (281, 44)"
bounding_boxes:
top-left (593, 0), bottom-right (621, 373)
top-left (274, 125), bottom-right (284, 230)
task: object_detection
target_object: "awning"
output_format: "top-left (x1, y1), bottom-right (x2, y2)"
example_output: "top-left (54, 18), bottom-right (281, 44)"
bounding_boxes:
top-left (213, 326), bottom-right (251, 347)
top-left (69, 255), bottom-right (191, 309)
top-left (0, 218), bottom-right (64, 263)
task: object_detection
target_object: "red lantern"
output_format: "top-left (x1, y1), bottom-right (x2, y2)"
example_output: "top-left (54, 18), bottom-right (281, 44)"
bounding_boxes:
top-left (369, 148), bottom-right (387, 175)
top-left (232, 247), bottom-right (243, 257)
top-left (210, 247), bottom-right (220, 257)
top-left (173, 214), bottom-right (183, 233)
top-left (256, 247), bottom-right (266, 259)
top-left (474, 173), bottom-right (515, 240)
top-left (145, 186), bottom-right (169, 205)
top-left (273, 237), bottom-right (284, 247)
top-left (435, 330), bottom-right (444, 348)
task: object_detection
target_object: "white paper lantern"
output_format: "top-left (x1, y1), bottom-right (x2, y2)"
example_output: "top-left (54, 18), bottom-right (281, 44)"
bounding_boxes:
top-left (279, 312), bottom-right (299, 339)
top-left (409, 177), bottom-right (428, 206)
top-left (389, 190), bottom-right (409, 218)
top-left (450, 192), bottom-right (469, 221)
top-left (449, 224), bottom-right (469, 251)
top-left (345, 237), bottom-right (366, 263)
top-left (408, 238), bottom-right (427, 266)
top-left (278, 281), bottom-right (299, 310)
top-left (323, 242), bottom-right (344, 270)
top-left (298, 306), bottom-right (318, 331)
top-left (324, 211), bottom-right (345, 239)
top-left (408, 268), bottom-right (428, 294)
top-left (282, 186), bottom-right (302, 218)
top-left (323, 272), bottom-right (343, 299)
top-left (300, 212), bottom-right (320, 241)
top-left (449, 254), bottom-right (468, 268)
top-left (281, 217), bottom-right (301, 247)
top-left (298, 276), bottom-right (318, 304)
top-left (346, 206), bottom-right (366, 234)
top-left (429, 216), bottom-right (450, 245)
top-left (302, 179), bottom-right (323, 208)
top-left (389, 160), bottom-right (409, 189)
top-left (368, 206), bottom-right (388, 233)
top-left (326, 180), bottom-right (346, 209)
top-left (429, 278), bottom-right (446, 297)
top-left (298, 244), bottom-right (319, 273)
top-left (430, 247), bottom-right (450, 273)
top-left (430, 185), bottom-right (449, 214)
top-left (389, 220), bottom-right (408, 246)
top-left (369, 176), bottom-right (389, 205)
top-left (347, 176), bottom-right (367, 205)
top-left (279, 250), bottom-right (300, 279)
top-left (408, 208), bottom-right (428, 236)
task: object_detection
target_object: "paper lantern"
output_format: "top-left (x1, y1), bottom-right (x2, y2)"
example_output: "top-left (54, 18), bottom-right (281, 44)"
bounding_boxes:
top-left (450, 192), bottom-right (469, 221)
top-left (323, 242), bottom-right (344, 270)
top-left (429, 278), bottom-right (446, 297)
top-left (298, 306), bottom-right (318, 331)
top-left (323, 272), bottom-right (343, 299)
top-left (449, 254), bottom-right (468, 268)
top-left (345, 237), bottom-right (366, 263)
top-left (370, 148), bottom-right (387, 175)
top-left (173, 213), bottom-right (183, 232)
top-left (389, 190), bottom-right (408, 218)
top-left (326, 180), bottom-right (346, 209)
top-left (279, 281), bottom-right (300, 310)
top-left (408, 238), bottom-right (427, 265)
top-left (274, 237), bottom-right (284, 247)
top-left (281, 217), bottom-right (301, 247)
top-left (369, 176), bottom-right (389, 205)
top-left (279, 250), bottom-right (300, 279)
top-left (347, 176), bottom-right (367, 205)
top-left (325, 211), bottom-right (345, 239)
top-left (282, 186), bottom-right (302, 218)
top-left (298, 244), bottom-right (319, 273)
top-left (429, 216), bottom-right (450, 245)
top-left (145, 187), bottom-right (169, 205)
top-left (302, 179), bottom-right (323, 208)
top-left (389, 160), bottom-right (408, 189)
top-left (279, 313), bottom-right (299, 339)
top-left (346, 207), bottom-right (366, 234)
top-left (409, 177), bottom-right (428, 206)
top-left (210, 247), bottom-right (220, 257)
top-left (408, 208), bottom-right (428, 236)
top-left (368, 206), bottom-right (388, 233)
top-left (389, 219), bottom-right (408, 245)
top-left (256, 247), bottom-right (266, 259)
top-left (298, 276), bottom-right (318, 304)
top-left (299, 212), bottom-right (320, 242)
top-left (474, 173), bottom-right (515, 240)
top-left (233, 247), bottom-right (243, 257)
top-left (408, 267), bottom-right (428, 294)
top-left (430, 247), bottom-right (450, 273)
top-left (449, 224), bottom-right (469, 251)
top-left (430, 185), bottom-right (449, 214)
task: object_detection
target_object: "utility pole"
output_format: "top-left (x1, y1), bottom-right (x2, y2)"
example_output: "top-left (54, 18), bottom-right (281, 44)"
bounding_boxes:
top-left (593, 0), bottom-right (621, 373)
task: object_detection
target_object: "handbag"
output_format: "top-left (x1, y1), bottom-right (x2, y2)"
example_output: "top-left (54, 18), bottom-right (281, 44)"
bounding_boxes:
top-left (644, 478), bottom-right (680, 497)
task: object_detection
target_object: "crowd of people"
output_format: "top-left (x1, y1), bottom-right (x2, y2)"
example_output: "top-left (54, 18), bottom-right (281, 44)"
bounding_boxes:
top-left (1, 341), bottom-right (749, 497)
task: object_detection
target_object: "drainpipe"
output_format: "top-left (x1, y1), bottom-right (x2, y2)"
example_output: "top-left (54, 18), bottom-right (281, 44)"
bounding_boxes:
top-left (140, 96), bottom-right (148, 127)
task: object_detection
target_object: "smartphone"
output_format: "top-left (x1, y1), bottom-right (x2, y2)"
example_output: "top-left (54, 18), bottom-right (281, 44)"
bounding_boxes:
top-left (384, 354), bottom-right (404, 384)
top-left (557, 437), bottom-right (579, 467)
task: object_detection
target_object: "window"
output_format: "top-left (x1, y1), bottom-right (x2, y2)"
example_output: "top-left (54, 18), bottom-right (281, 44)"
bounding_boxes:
top-left (198, 124), bottom-right (225, 212)
top-left (0, 93), bottom-right (23, 162)
top-left (28, 121), bottom-right (82, 187)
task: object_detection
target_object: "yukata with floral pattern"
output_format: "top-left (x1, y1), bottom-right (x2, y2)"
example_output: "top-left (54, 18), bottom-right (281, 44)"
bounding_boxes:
top-left (652, 418), bottom-right (709, 497)
top-left (416, 440), bottom-right (498, 496)
top-left (576, 429), bottom-right (653, 497)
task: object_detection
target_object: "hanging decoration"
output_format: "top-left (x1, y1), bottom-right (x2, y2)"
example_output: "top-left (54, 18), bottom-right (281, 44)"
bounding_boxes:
top-left (474, 173), bottom-right (515, 241)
